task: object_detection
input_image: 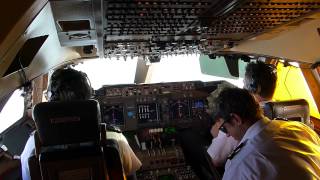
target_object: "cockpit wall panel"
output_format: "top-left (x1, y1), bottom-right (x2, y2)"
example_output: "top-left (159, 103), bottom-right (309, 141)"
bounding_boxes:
top-left (0, 3), bottom-right (80, 101)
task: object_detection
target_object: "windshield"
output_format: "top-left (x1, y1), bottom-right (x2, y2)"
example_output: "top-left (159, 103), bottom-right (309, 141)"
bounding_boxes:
top-left (74, 57), bottom-right (138, 89)
top-left (74, 55), bottom-right (244, 89)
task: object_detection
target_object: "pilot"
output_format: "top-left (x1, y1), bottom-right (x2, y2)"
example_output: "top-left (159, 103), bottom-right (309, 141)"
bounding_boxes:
top-left (216, 88), bottom-right (320, 180)
top-left (20, 68), bottom-right (142, 180)
top-left (206, 82), bottom-right (239, 168)
top-left (207, 61), bottom-right (277, 168)
top-left (243, 61), bottom-right (277, 105)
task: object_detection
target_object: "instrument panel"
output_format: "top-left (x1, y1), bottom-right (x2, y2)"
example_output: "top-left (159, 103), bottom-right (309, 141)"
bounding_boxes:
top-left (95, 81), bottom-right (220, 180)
top-left (95, 81), bottom-right (215, 130)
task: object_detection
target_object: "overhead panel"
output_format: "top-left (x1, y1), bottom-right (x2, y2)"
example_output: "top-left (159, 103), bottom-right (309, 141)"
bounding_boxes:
top-left (48, 0), bottom-right (320, 59)
top-left (207, 1), bottom-right (320, 40)
top-left (102, 0), bottom-right (320, 60)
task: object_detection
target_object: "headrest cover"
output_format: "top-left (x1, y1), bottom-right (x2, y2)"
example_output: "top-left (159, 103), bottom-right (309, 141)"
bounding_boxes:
top-left (33, 100), bottom-right (101, 146)
top-left (263, 99), bottom-right (310, 123)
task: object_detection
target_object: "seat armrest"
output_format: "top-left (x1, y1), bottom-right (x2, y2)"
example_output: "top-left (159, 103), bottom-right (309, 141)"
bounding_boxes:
top-left (102, 139), bottom-right (125, 180)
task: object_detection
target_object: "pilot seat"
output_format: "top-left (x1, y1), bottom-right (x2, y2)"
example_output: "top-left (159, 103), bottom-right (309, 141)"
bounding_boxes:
top-left (29, 100), bottom-right (125, 180)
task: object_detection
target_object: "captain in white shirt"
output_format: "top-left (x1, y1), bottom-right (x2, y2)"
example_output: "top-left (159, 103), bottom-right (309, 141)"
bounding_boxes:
top-left (215, 88), bottom-right (320, 180)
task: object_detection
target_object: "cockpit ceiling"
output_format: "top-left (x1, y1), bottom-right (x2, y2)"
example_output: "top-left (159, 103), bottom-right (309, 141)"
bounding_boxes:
top-left (50, 0), bottom-right (320, 59)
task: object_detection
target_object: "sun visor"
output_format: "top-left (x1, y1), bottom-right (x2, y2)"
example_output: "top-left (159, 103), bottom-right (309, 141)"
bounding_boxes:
top-left (3, 35), bottom-right (48, 77)
top-left (199, 55), bottom-right (247, 79)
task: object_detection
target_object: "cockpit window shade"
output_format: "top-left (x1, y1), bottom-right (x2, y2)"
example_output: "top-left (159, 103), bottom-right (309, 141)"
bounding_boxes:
top-left (3, 35), bottom-right (48, 77)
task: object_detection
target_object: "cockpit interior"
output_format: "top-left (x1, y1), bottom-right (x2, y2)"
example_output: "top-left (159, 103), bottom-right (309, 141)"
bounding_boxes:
top-left (0, 0), bottom-right (320, 180)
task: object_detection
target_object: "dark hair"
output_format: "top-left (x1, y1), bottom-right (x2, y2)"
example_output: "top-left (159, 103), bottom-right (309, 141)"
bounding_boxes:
top-left (244, 61), bottom-right (277, 100)
top-left (47, 68), bottom-right (92, 101)
top-left (216, 88), bottom-right (263, 123)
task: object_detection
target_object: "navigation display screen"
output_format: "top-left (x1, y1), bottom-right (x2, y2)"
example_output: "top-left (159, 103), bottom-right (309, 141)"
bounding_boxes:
top-left (137, 103), bottom-right (160, 123)
top-left (191, 99), bottom-right (206, 118)
top-left (101, 105), bottom-right (124, 125)
top-left (169, 99), bottom-right (190, 120)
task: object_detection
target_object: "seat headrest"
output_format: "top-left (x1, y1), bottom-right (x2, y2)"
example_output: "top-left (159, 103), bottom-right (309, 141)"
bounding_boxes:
top-left (263, 99), bottom-right (310, 123)
top-left (33, 100), bottom-right (101, 146)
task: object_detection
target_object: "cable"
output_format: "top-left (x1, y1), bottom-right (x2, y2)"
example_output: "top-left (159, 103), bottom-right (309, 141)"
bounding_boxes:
top-left (18, 56), bottom-right (27, 84)
top-left (283, 66), bottom-right (292, 99)
top-left (17, 50), bottom-right (31, 88)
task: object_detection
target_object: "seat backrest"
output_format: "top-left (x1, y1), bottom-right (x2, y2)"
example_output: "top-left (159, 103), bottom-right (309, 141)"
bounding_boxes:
top-left (263, 99), bottom-right (310, 124)
top-left (31, 100), bottom-right (125, 180)
top-left (38, 145), bottom-right (106, 180)
top-left (32, 100), bottom-right (101, 146)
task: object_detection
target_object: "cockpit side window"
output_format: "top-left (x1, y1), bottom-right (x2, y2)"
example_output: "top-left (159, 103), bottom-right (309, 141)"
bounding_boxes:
top-left (0, 89), bottom-right (25, 133)
top-left (273, 62), bottom-right (320, 119)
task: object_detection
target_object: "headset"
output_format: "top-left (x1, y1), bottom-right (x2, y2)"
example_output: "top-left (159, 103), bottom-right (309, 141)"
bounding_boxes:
top-left (244, 61), bottom-right (277, 95)
top-left (245, 73), bottom-right (260, 94)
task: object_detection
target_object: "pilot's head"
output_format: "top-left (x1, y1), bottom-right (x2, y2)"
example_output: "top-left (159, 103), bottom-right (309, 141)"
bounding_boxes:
top-left (244, 61), bottom-right (277, 102)
top-left (47, 68), bottom-right (92, 101)
top-left (216, 88), bottom-right (263, 141)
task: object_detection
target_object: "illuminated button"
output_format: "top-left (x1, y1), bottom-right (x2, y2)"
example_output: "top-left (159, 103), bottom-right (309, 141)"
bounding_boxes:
top-left (127, 111), bottom-right (134, 117)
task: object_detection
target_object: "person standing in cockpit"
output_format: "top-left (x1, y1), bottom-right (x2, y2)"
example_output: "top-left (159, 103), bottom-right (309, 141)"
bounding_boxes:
top-left (207, 61), bottom-right (278, 168)
top-left (216, 88), bottom-right (320, 180)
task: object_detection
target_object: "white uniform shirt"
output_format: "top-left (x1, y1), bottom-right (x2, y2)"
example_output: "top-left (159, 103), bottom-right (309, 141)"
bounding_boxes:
top-left (223, 117), bottom-right (320, 180)
top-left (20, 133), bottom-right (35, 180)
top-left (207, 131), bottom-right (238, 167)
top-left (207, 101), bottom-right (271, 168)
top-left (21, 131), bottom-right (142, 180)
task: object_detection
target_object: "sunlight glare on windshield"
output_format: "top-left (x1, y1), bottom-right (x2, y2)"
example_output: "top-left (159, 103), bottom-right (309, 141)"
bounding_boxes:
top-left (74, 55), bottom-right (243, 89)
top-left (74, 57), bottom-right (138, 89)
top-left (146, 54), bottom-right (244, 87)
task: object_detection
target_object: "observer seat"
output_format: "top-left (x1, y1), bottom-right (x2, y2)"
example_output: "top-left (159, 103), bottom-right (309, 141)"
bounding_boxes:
top-left (263, 99), bottom-right (310, 124)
